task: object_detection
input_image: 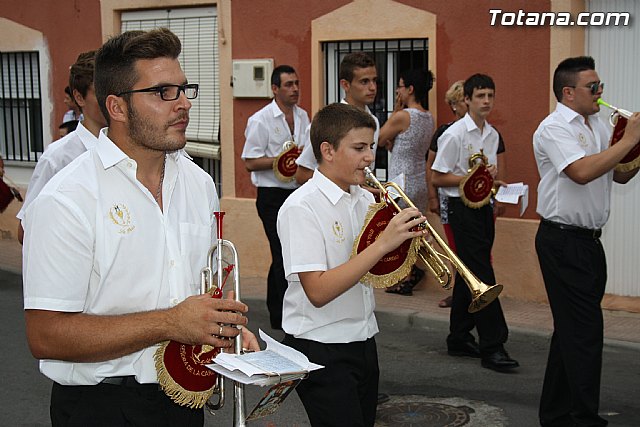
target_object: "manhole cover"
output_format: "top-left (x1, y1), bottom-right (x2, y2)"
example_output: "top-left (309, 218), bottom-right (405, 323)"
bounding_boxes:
top-left (376, 395), bottom-right (507, 427)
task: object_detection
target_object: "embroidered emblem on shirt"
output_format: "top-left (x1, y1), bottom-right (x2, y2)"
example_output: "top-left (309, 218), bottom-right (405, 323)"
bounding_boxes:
top-left (109, 204), bottom-right (135, 234)
top-left (578, 133), bottom-right (588, 148)
top-left (332, 220), bottom-right (345, 243)
top-left (274, 126), bottom-right (281, 135)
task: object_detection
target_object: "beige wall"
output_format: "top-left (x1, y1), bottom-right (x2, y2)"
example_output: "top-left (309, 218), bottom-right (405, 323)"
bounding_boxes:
top-left (310, 0), bottom-right (437, 118)
top-left (549, 0), bottom-right (586, 111)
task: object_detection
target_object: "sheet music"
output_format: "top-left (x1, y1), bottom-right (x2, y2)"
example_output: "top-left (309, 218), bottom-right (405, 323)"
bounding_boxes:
top-left (241, 350), bottom-right (304, 375)
top-left (495, 182), bottom-right (529, 216)
top-left (206, 329), bottom-right (323, 385)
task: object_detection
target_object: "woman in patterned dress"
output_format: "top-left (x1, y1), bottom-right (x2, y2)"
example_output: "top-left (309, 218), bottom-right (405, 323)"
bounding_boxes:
top-left (378, 69), bottom-right (434, 295)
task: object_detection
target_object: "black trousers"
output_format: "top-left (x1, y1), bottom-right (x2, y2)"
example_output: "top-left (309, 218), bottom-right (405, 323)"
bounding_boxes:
top-left (536, 222), bottom-right (608, 427)
top-left (256, 186), bottom-right (295, 330)
top-left (446, 198), bottom-right (508, 354)
top-left (50, 381), bottom-right (203, 427)
top-left (283, 334), bottom-right (379, 427)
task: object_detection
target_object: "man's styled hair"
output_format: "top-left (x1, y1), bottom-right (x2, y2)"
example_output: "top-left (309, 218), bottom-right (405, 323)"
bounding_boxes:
top-left (69, 50), bottom-right (96, 99)
top-left (463, 74), bottom-right (495, 99)
top-left (94, 28), bottom-right (182, 124)
top-left (553, 56), bottom-right (596, 102)
top-left (310, 103), bottom-right (376, 163)
top-left (399, 69), bottom-right (434, 109)
top-left (339, 52), bottom-right (376, 83)
top-left (271, 65), bottom-right (296, 87)
top-left (445, 80), bottom-right (465, 105)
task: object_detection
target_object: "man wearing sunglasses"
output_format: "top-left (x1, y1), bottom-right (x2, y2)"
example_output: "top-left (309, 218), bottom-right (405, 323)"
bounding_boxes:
top-left (534, 56), bottom-right (640, 427)
top-left (22, 28), bottom-right (258, 426)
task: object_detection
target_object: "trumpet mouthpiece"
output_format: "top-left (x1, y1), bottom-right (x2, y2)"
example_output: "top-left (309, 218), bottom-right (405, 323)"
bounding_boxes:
top-left (597, 98), bottom-right (632, 119)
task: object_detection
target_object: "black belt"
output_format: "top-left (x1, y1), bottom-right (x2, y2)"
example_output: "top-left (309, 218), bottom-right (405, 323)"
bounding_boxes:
top-left (541, 219), bottom-right (602, 239)
top-left (100, 376), bottom-right (155, 388)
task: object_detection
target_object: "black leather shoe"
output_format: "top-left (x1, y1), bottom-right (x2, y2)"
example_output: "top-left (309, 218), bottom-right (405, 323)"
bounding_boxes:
top-left (447, 340), bottom-right (481, 358)
top-left (377, 393), bottom-right (390, 405)
top-left (481, 350), bottom-right (519, 372)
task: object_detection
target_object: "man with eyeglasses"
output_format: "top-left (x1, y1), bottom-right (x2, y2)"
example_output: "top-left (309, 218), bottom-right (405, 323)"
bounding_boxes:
top-left (22, 28), bottom-right (258, 426)
top-left (241, 64), bottom-right (310, 330)
top-left (534, 56), bottom-right (640, 427)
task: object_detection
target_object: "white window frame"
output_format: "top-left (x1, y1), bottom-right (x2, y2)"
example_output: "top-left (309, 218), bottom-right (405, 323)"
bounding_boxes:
top-left (121, 7), bottom-right (220, 160)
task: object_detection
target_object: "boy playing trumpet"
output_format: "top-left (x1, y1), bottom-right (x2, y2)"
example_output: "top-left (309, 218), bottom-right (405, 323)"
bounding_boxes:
top-left (277, 103), bottom-right (425, 426)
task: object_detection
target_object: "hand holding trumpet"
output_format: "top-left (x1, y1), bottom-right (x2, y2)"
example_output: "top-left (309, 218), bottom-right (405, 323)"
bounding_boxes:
top-left (166, 293), bottom-right (250, 348)
top-left (375, 207), bottom-right (427, 254)
top-left (598, 98), bottom-right (640, 145)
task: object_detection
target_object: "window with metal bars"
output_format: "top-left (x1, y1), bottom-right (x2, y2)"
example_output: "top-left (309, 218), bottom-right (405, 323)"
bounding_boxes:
top-left (323, 39), bottom-right (429, 180)
top-left (1, 51), bottom-right (43, 162)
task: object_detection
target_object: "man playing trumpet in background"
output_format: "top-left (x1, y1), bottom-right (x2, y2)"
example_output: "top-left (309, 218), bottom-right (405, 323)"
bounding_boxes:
top-left (534, 56), bottom-right (640, 427)
top-left (431, 74), bottom-right (518, 373)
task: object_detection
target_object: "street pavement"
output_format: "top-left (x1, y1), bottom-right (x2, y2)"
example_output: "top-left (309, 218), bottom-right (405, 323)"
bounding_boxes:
top-left (2, 236), bottom-right (640, 426)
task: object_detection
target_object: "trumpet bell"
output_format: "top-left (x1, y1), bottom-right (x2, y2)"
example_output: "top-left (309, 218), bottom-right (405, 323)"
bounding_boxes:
top-left (469, 283), bottom-right (503, 313)
top-left (361, 167), bottom-right (503, 313)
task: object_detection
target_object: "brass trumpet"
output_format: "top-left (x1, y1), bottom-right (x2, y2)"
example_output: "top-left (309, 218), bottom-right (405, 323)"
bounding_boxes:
top-left (154, 212), bottom-right (247, 424)
top-left (201, 211), bottom-right (247, 425)
top-left (364, 167), bottom-right (503, 313)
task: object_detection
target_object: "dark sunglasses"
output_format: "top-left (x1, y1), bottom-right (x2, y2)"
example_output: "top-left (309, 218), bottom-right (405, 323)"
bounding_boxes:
top-left (568, 81), bottom-right (604, 96)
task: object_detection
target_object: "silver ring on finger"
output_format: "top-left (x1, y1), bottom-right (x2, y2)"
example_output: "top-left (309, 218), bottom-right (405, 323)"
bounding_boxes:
top-left (218, 325), bottom-right (224, 336)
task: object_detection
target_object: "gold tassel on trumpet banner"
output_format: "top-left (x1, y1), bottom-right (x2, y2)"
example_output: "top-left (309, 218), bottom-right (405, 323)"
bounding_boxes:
top-left (351, 200), bottom-right (421, 288)
top-left (357, 167), bottom-right (503, 313)
top-left (154, 340), bottom-right (219, 409)
top-left (273, 140), bottom-right (300, 182)
top-left (459, 150), bottom-right (494, 209)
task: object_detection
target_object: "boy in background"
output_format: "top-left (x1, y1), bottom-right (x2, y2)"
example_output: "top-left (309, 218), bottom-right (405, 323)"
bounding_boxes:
top-left (17, 50), bottom-right (107, 243)
top-left (431, 74), bottom-right (517, 372)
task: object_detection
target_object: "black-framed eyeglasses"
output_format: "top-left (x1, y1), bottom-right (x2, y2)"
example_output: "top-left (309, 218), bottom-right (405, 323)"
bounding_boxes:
top-left (567, 81), bottom-right (604, 95)
top-left (116, 83), bottom-right (199, 101)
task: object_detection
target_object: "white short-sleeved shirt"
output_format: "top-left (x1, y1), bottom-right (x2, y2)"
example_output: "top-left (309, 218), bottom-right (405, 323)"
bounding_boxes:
top-left (241, 99), bottom-right (310, 189)
top-left (432, 113), bottom-right (500, 198)
top-left (534, 102), bottom-right (613, 229)
top-left (295, 100), bottom-right (380, 171)
top-left (17, 122), bottom-right (97, 220)
top-left (22, 129), bottom-right (219, 386)
top-left (277, 170), bottom-right (379, 343)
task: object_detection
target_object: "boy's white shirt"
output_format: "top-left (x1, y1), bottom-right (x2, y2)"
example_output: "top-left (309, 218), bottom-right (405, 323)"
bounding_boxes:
top-left (277, 169), bottom-right (379, 343)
